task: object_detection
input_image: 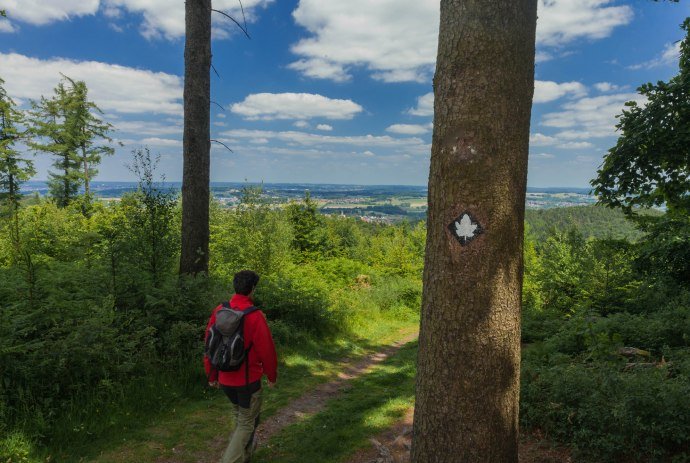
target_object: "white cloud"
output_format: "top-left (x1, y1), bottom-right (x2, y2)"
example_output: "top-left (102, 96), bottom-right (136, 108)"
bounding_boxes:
top-left (530, 152), bottom-right (555, 159)
top-left (108, 22), bottom-right (124, 33)
top-left (535, 51), bottom-right (553, 63)
top-left (230, 93), bottom-right (363, 120)
top-left (628, 42), bottom-right (681, 70)
top-left (102, 5), bottom-right (121, 18)
top-left (0, 53), bottom-right (183, 115)
top-left (574, 155), bottom-right (595, 163)
top-left (530, 133), bottom-right (558, 146)
top-left (534, 80), bottom-right (587, 103)
top-left (289, 0), bottom-right (632, 83)
top-left (0, 16), bottom-right (15, 32)
top-left (221, 128), bottom-right (428, 152)
top-left (217, 113), bottom-right (227, 119)
top-left (293, 120), bottom-right (310, 129)
top-left (290, 0), bottom-right (438, 83)
top-left (542, 93), bottom-right (640, 138)
top-left (138, 137), bottom-right (182, 147)
top-left (558, 141), bottom-right (594, 149)
top-left (288, 59), bottom-right (351, 83)
top-left (386, 123), bottom-right (430, 135)
top-left (0, 0), bottom-right (99, 25)
top-left (105, 0), bottom-right (272, 40)
top-left (114, 120), bottom-right (182, 136)
top-left (408, 92), bottom-right (434, 117)
top-left (316, 124), bottom-right (333, 131)
top-left (536, 0), bottom-right (633, 47)
top-left (0, 0), bottom-right (272, 39)
top-left (530, 133), bottom-right (595, 151)
top-left (594, 82), bottom-right (621, 92)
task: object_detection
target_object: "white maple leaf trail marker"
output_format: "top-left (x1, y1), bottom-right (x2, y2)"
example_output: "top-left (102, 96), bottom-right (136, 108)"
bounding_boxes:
top-left (448, 212), bottom-right (483, 246)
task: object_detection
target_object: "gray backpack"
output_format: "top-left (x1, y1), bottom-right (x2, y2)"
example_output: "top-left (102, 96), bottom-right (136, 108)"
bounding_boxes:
top-left (205, 302), bottom-right (259, 373)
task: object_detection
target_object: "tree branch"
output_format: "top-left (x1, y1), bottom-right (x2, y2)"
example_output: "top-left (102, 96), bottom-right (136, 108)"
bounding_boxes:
top-left (211, 139), bottom-right (234, 152)
top-left (211, 8), bottom-right (251, 39)
top-left (211, 62), bottom-right (221, 79)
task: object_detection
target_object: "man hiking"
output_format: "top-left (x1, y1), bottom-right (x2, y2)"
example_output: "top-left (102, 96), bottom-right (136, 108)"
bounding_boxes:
top-left (204, 270), bottom-right (278, 463)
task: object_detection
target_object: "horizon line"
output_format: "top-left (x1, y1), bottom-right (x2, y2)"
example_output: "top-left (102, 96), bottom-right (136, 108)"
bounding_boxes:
top-left (25, 180), bottom-right (593, 190)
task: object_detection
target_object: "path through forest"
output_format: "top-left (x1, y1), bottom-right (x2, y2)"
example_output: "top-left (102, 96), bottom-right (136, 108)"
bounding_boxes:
top-left (149, 329), bottom-right (572, 463)
top-left (155, 331), bottom-right (420, 463)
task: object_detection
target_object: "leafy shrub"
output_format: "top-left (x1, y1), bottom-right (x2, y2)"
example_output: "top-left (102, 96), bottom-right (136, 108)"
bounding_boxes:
top-left (521, 350), bottom-right (690, 462)
top-left (368, 274), bottom-right (422, 314)
top-left (254, 267), bottom-right (342, 337)
top-left (313, 257), bottom-right (370, 289)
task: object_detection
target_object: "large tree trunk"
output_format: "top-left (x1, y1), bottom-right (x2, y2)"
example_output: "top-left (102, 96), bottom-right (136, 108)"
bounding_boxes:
top-left (180, 0), bottom-right (212, 276)
top-left (82, 144), bottom-right (90, 196)
top-left (411, 1), bottom-right (537, 462)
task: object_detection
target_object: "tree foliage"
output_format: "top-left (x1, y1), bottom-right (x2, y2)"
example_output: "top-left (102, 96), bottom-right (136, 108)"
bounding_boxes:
top-left (28, 81), bottom-right (81, 207)
top-left (0, 77), bottom-right (34, 210)
top-left (61, 76), bottom-right (114, 197)
top-left (592, 18), bottom-right (690, 214)
top-left (27, 77), bottom-right (113, 208)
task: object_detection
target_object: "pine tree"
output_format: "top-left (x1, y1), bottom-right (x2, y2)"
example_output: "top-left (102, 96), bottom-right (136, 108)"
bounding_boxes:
top-left (410, 1), bottom-right (537, 461)
top-left (62, 76), bottom-right (114, 198)
top-left (28, 77), bottom-right (112, 207)
top-left (28, 82), bottom-right (81, 207)
top-left (180, 0), bottom-right (212, 275)
top-left (0, 77), bottom-right (34, 210)
top-left (287, 191), bottom-right (324, 260)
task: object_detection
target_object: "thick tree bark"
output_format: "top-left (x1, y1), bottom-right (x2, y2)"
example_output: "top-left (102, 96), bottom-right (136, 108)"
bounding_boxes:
top-left (180, 0), bottom-right (212, 275)
top-left (411, 1), bottom-right (537, 462)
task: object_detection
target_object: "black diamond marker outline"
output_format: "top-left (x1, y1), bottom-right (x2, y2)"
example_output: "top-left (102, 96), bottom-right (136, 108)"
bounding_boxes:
top-left (448, 211), bottom-right (484, 246)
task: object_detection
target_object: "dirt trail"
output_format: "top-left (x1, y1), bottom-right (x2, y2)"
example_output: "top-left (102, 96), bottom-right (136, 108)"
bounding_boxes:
top-left (158, 330), bottom-right (419, 463)
top-left (345, 409), bottom-right (572, 463)
top-left (255, 330), bottom-right (418, 446)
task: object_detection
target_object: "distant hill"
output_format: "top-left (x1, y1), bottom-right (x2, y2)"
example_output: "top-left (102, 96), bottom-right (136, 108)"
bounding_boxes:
top-left (525, 205), bottom-right (661, 242)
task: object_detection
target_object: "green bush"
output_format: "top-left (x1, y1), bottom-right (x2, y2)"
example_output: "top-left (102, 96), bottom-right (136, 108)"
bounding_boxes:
top-left (368, 274), bottom-right (422, 314)
top-left (521, 350), bottom-right (690, 462)
top-left (254, 267), bottom-right (342, 337)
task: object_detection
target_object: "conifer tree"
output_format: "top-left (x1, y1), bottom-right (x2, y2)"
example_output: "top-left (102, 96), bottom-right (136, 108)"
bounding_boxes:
top-left (287, 191), bottom-right (324, 260)
top-left (180, 0), bottom-right (211, 276)
top-left (411, 1), bottom-right (537, 461)
top-left (29, 82), bottom-right (80, 207)
top-left (62, 77), bottom-right (114, 198)
top-left (0, 77), bottom-right (34, 210)
top-left (28, 77), bottom-right (113, 207)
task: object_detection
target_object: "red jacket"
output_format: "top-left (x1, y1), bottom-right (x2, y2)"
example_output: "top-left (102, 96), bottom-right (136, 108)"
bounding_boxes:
top-left (204, 293), bottom-right (278, 386)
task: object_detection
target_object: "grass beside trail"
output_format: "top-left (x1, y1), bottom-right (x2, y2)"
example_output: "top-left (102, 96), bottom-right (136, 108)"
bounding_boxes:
top-left (253, 340), bottom-right (418, 463)
top-left (74, 316), bottom-right (419, 463)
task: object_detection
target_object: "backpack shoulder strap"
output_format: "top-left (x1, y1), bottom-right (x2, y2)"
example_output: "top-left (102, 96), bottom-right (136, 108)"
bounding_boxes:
top-left (241, 306), bottom-right (260, 316)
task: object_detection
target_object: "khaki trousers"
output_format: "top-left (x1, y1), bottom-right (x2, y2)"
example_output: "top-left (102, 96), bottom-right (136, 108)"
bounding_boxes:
top-left (221, 388), bottom-right (262, 463)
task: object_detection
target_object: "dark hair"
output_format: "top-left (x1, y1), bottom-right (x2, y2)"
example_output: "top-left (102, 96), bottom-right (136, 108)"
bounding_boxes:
top-left (233, 270), bottom-right (260, 295)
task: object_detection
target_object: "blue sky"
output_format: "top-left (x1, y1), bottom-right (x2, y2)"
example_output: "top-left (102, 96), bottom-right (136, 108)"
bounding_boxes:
top-left (0, 0), bottom-right (687, 187)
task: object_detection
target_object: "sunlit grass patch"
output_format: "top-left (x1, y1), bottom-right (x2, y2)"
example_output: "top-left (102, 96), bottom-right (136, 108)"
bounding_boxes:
top-left (253, 341), bottom-right (418, 463)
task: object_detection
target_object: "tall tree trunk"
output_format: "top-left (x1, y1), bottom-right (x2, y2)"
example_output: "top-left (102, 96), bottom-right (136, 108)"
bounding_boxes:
top-left (180, 0), bottom-right (212, 275)
top-left (63, 153), bottom-right (70, 207)
top-left (82, 144), bottom-right (90, 196)
top-left (411, 1), bottom-right (537, 462)
top-left (8, 171), bottom-right (16, 205)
